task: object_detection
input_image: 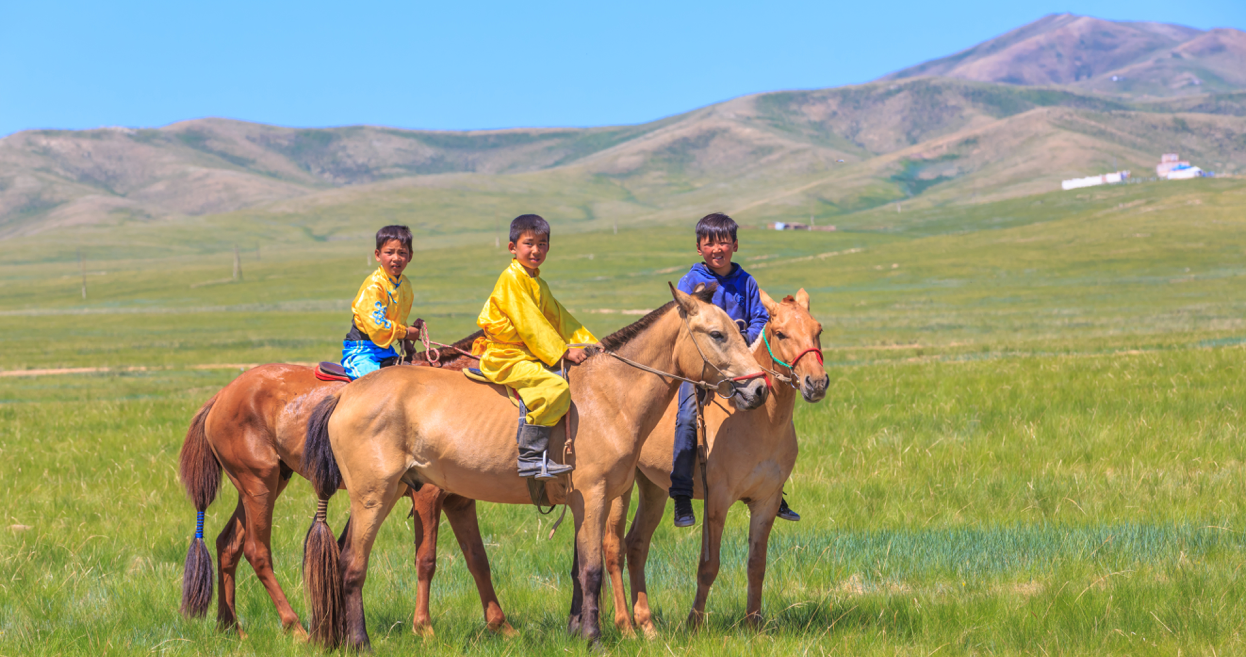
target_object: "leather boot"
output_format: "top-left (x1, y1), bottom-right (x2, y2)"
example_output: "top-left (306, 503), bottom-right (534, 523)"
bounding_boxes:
top-left (516, 424), bottom-right (572, 480)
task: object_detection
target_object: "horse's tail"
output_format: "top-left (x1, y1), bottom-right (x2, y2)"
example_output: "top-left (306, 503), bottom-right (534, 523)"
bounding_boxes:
top-left (178, 393), bottom-right (221, 618)
top-left (302, 392), bottom-right (345, 647)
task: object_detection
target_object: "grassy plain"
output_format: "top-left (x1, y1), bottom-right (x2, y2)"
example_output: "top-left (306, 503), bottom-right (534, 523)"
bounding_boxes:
top-left (2, 177), bottom-right (1246, 655)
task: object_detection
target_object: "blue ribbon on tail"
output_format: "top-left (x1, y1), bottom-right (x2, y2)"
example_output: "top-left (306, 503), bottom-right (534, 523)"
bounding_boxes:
top-left (195, 511), bottom-right (205, 540)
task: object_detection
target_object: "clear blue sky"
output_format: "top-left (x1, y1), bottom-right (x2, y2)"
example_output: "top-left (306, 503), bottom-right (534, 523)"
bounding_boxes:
top-left (3, 1), bottom-right (1243, 137)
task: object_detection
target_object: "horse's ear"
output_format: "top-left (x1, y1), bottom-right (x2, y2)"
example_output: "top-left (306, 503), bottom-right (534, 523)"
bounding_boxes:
top-left (670, 282), bottom-right (699, 315)
top-left (758, 289), bottom-right (780, 316)
top-left (795, 288), bottom-right (810, 310)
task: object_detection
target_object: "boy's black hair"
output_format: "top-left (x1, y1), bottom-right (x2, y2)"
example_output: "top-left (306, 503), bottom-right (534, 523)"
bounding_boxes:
top-left (509, 214), bottom-right (551, 243)
top-left (375, 225), bottom-right (413, 253)
top-left (695, 212), bottom-right (738, 245)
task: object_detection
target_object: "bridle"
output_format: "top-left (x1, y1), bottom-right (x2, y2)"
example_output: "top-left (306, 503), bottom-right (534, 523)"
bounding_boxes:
top-left (762, 322), bottom-right (824, 389)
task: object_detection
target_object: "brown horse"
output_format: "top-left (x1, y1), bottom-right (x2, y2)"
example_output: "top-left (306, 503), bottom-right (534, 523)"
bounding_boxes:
top-left (301, 285), bottom-right (770, 649)
top-left (176, 332), bottom-right (513, 637)
top-left (603, 289), bottom-right (829, 636)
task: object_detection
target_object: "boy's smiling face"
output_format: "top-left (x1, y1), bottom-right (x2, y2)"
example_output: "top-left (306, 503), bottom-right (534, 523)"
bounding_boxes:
top-left (697, 237), bottom-right (738, 277)
top-left (509, 231), bottom-right (549, 274)
top-left (375, 239), bottom-right (412, 279)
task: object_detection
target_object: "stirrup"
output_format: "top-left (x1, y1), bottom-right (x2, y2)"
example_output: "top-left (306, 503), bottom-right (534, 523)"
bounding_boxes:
top-left (535, 450), bottom-right (573, 480)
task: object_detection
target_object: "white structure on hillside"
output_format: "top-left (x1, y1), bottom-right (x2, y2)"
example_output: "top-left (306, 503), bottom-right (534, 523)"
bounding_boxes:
top-left (1062, 170), bottom-right (1130, 191)
top-left (1166, 164), bottom-right (1204, 180)
top-left (1157, 153), bottom-right (1190, 177)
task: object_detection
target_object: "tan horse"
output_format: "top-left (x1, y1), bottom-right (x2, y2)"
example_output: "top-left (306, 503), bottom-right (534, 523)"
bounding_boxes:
top-left (302, 285), bottom-right (770, 649)
top-left (177, 333), bottom-right (514, 637)
top-left (602, 289), bottom-right (829, 636)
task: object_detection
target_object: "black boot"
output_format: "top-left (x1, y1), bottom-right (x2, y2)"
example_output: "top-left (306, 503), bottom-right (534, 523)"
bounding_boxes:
top-left (672, 495), bottom-right (696, 528)
top-left (777, 493), bottom-right (800, 522)
top-left (516, 423), bottom-right (572, 480)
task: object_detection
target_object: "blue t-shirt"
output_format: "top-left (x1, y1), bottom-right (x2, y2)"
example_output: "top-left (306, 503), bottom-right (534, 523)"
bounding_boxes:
top-left (676, 262), bottom-right (769, 344)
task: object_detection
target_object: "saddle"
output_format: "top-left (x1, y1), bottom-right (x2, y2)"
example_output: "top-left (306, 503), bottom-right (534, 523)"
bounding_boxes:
top-left (462, 367), bottom-right (565, 510)
top-left (315, 362), bottom-right (352, 383)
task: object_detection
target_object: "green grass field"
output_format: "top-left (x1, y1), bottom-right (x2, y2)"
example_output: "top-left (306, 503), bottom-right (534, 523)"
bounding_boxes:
top-left (2, 177), bottom-right (1246, 655)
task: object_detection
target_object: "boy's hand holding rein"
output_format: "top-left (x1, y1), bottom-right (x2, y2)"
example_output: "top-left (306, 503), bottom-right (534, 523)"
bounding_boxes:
top-left (563, 342), bottom-right (602, 364)
top-left (406, 317), bottom-right (425, 338)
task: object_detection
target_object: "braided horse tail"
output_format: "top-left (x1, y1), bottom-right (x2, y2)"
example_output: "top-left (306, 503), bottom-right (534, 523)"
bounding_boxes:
top-left (302, 392), bottom-right (345, 647)
top-left (178, 393), bottom-right (221, 618)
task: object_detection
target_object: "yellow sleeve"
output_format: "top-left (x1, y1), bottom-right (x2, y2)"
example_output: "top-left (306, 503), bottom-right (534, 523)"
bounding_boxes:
top-left (353, 280), bottom-right (407, 348)
top-left (494, 272), bottom-right (572, 366)
top-left (543, 290), bottom-right (597, 346)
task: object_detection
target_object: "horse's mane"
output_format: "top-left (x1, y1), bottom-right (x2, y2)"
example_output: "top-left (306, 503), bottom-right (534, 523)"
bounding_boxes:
top-left (598, 285), bottom-right (715, 353)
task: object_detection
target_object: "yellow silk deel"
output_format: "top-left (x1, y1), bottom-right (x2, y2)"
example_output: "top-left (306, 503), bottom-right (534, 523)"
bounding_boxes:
top-left (473, 260), bottom-right (597, 426)
top-left (351, 267), bottom-right (414, 348)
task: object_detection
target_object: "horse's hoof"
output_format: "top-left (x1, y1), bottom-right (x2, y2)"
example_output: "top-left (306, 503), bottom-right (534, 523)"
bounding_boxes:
top-left (685, 610), bottom-right (706, 631)
top-left (641, 623), bottom-right (659, 640)
top-left (412, 622), bottom-right (435, 638)
top-left (288, 624), bottom-right (309, 641)
top-left (490, 622), bottom-right (519, 638)
top-left (743, 613), bottom-right (763, 631)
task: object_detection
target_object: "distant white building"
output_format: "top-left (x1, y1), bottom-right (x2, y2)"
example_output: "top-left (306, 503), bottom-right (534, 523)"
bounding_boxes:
top-left (1157, 153), bottom-right (1190, 177)
top-left (1166, 164), bottom-right (1204, 180)
top-left (1061, 170), bottom-right (1130, 191)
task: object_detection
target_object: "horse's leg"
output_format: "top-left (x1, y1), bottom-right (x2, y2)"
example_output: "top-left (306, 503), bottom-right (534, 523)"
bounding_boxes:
top-left (340, 474), bottom-right (406, 651)
top-left (236, 470), bottom-right (306, 637)
top-left (443, 495), bottom-right (516, 636)
top-left (603, 488), bottom-right (635, 636)
top-left (743, 492), bottom-right (782, 628)
top-left (686, 488), bottom-right (731, 630)
top-left (573, 485), bottom-right (609, 642)
top-left (215, 496), bottom-right (246, 634)
top-left (410, 485), bottom-right (444, 637)
top-left (625, 474), bottom-right (668, 639)
top-left (566, 538), bottom-right (582, 635)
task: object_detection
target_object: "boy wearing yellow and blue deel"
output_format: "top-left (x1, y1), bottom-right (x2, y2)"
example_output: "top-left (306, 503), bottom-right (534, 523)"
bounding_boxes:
top-left (472, 214), bottom-right (598, 480)
top-left (341, 225), bottom-right (424, 379)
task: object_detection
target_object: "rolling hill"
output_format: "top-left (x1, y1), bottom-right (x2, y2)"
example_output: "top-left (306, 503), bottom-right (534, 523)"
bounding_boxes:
top-left (1, 14), bottom-right (1244, 244)
top-left (882, 13), bottom-right (1246, 96)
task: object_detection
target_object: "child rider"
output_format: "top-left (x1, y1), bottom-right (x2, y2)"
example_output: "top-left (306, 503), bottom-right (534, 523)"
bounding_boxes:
top-left (341, 225), bottom-right (425, 380)
top-left (670, 212), bottom-right (801, 526)
top-left (472, 214), bottom-right (598, 480)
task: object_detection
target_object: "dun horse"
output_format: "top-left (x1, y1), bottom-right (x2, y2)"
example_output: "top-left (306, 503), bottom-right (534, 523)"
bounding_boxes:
top-left (177, 333), bottom-right (513, 636)
top-left (604, 289), bottom-right (829, 636)
top-left (302, 285), bottom-right (769, 649)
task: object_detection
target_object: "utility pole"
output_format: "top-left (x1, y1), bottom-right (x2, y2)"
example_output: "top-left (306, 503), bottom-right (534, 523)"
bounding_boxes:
top-left (78, 249), bottom-right (87, 300)
top-left (233, 245), bottom-right (242, 282)
top-left (613, 216), bottom-right (617, 235)
top-left (495, 217), bottom-right (501, 249)
top-left (810, 212), bottom-right (815, 228)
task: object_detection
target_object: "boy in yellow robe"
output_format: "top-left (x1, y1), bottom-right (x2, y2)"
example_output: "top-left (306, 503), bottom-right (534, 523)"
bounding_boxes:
top-left (473, 214), bottom-right (598, 479)
top-left (341, 225), bottom-right (424, 379)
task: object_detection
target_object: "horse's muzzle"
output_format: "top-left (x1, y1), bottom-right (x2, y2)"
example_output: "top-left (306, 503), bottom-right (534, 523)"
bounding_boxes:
top-left (801, 374), bottom-right (830, 403)
top-left (730, 377), bottom-right (769, 410)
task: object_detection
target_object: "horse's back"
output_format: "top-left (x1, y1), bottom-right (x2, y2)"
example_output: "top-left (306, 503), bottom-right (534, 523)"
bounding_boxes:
top-left (205, 363), bottom-right (343, 476)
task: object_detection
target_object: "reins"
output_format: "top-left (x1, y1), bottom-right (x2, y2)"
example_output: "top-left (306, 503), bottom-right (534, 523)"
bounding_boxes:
top-left (404, 323), bottom-right (480, 366)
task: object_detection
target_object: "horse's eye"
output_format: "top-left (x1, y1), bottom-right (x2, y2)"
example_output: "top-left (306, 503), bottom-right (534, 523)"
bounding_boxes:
top-left (710, 331), bottom-right (724, 341)
top-left (775, 331), bottom-right (788, 340)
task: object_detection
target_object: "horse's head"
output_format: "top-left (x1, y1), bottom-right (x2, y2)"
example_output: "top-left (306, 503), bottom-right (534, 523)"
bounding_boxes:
top-left (759, 288), bottom-right (829, 403)
top-left (670, 283), bottom-right (769, 410)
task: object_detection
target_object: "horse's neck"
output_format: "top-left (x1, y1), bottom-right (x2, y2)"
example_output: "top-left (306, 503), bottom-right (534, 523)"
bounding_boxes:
top-left (573, 311), bottom-right (684, 445)
top-left (753, 326), bottom-right (797, 425)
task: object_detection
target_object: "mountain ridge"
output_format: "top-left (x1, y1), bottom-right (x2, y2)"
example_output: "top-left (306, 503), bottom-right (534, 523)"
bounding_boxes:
top-left (3, 14), bottom-right (1245, 240)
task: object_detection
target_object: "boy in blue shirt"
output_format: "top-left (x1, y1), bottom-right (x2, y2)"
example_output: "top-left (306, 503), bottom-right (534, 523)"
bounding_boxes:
top-left (670, 212), bottom-right (800, 526)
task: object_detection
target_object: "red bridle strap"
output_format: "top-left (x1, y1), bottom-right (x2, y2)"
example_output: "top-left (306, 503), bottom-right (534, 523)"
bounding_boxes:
top-left (789, 347), bottom-right (824, 369)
